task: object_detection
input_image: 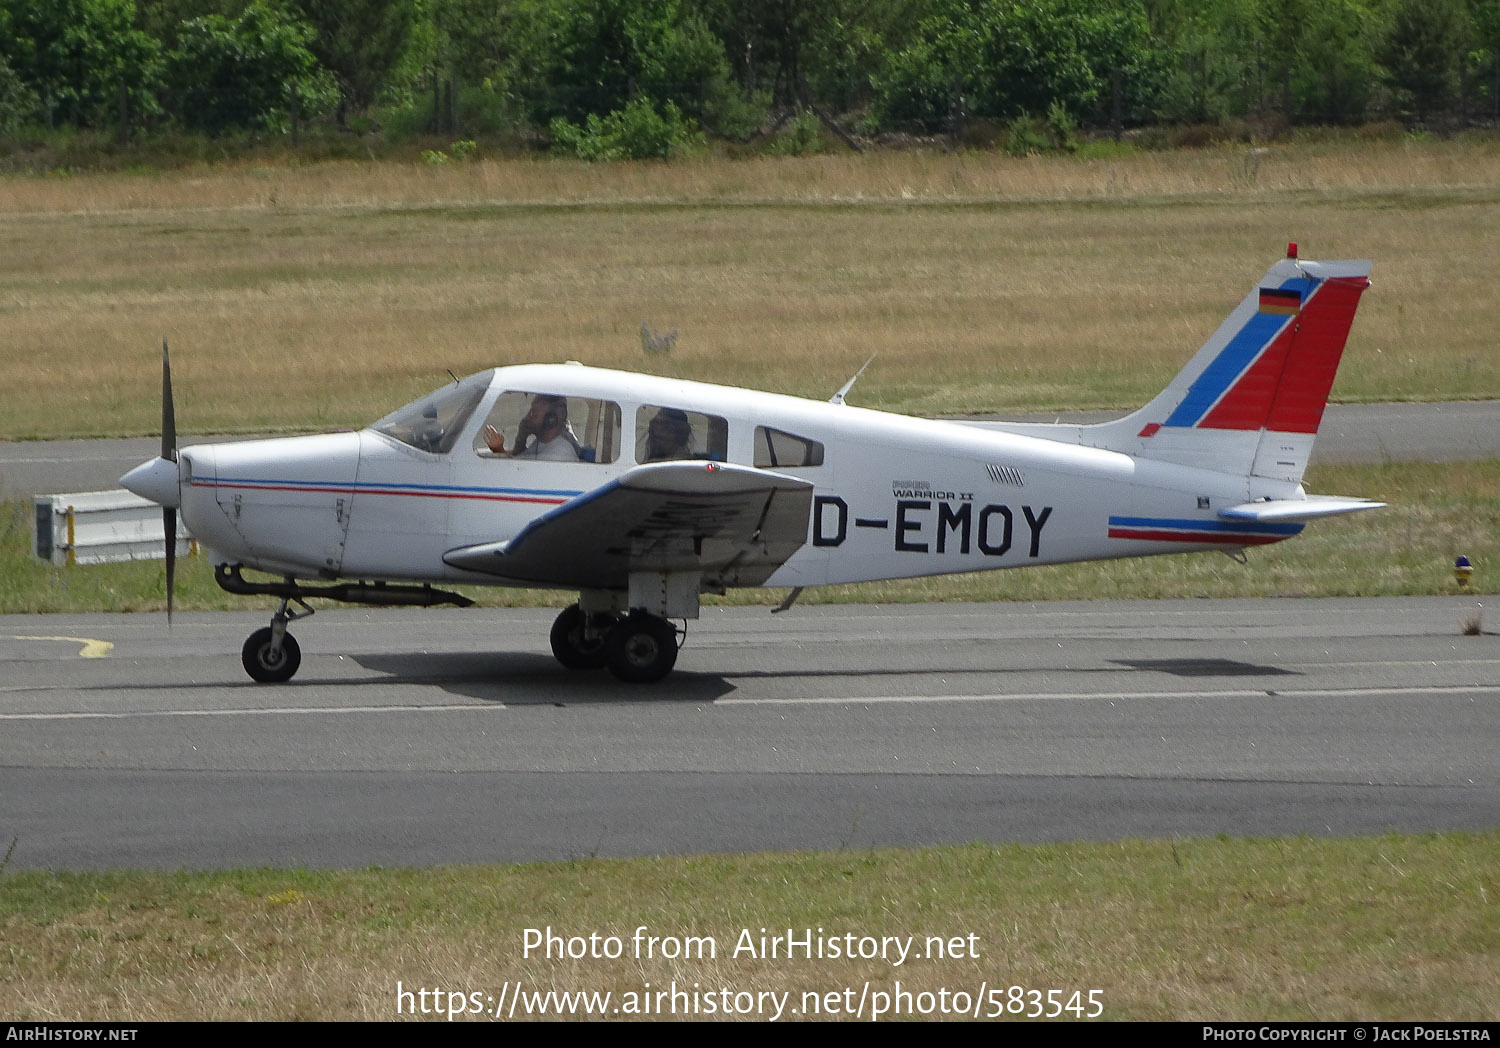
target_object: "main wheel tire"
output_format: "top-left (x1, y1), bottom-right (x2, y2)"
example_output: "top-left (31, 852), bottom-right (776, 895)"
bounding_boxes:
top-left (549, 604), bottom-right (610, 670)
top-left (604, 613), bottom-right (679, 683)
top-left (241, 627), bottom-right (301, 683)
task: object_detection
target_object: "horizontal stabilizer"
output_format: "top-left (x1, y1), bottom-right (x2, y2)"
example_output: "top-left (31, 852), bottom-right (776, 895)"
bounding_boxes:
top-left (1218, 496), bottom-right (1385, 524)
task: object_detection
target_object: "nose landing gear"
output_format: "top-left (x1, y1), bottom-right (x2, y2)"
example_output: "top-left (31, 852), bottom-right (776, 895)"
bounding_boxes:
top-left (242, 626), bottom-right (302, 683)
top-left (241, 593), bottom-right (312, 683)
top-left (216, 565), bottom-right (475, 683)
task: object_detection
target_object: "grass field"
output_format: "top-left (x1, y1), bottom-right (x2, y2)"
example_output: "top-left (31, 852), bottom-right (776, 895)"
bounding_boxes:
top-left (4, 834), bottom-right (1497, 1021)
top-left (1, 138), bottom-right (1498, 441)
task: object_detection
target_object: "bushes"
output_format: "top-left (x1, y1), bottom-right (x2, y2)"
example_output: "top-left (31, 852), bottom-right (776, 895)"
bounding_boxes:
top-left (1004, 103), bottom-right (1079, 156)
top-left (548, 96), bottom-right (702, 159)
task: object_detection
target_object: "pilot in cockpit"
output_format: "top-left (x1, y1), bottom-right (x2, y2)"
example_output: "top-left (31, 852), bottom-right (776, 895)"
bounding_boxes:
top-left (483, 394), bottom-right (581, 461)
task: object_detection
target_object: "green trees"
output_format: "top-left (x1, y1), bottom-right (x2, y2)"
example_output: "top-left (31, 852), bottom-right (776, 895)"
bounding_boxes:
top-left (166, 2), bottom-right (332, 132)
top-left (545, 0), bottom-right (732, 120)
top-left (288, 0), bottom-right (418, 126)
top-left (423, 0), bottom-right (557, 132)
top-left (872, 0), bottom-right (1168, 133)
top-left (1295, 0), bottom-right (1383, 124)
top-left (0, 0), bottom-right (1496, 154)
top-left (0, 0), bottom-right (162, 130)
top-left (1384, 0), bottom-right (1472, 120)
top-left (537, 0), bottom-right (737, 154)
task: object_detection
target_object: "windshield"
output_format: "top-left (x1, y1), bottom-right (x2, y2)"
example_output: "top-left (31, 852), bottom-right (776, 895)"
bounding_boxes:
top-left (371, 371), bottom-right (490, 454)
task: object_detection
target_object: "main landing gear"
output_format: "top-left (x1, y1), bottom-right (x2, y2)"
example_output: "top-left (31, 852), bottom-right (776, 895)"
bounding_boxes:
top-left (549, 604), bottom-right (682, 683)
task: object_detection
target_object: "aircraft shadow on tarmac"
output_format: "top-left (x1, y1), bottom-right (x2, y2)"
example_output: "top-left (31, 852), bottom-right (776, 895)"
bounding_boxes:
top-left (1109, 658), bottom-right (1301, 678)
top-left (348, 651), bottom-right (739, 704)
top-left (84, 649), bottom-right (1307, 702)
top-left (339, 649), bottom-right (1146, 701)
top-left (342, 651), bottom-right (1306, 699)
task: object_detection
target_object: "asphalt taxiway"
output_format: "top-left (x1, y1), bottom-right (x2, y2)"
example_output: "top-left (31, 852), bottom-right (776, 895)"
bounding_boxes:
top-left (1, 599), bottom-right (1494, 869)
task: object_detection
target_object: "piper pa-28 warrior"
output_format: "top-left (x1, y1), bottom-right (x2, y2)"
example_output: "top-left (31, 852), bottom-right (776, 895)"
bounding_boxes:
top-left (122, 244), bottom-right (1381, 684)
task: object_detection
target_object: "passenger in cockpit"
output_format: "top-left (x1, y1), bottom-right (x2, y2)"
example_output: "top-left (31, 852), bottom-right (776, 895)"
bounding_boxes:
top-left (642, 407), bottom-right (693, 461)
top-left (484, 394), bottom-right (581, 461)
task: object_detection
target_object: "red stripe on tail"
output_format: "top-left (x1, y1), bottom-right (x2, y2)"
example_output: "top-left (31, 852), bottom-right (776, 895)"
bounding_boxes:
top-left (1198, 275), bottom-right (1369, 434)
top-left (1265, 276), bottom-right (1369, 434)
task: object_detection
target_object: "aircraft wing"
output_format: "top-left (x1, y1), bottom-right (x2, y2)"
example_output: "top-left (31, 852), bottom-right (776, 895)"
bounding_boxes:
top-left (443, 461), bottom-right (815, 589)
top-left (1218, 496), bottom-right (1385, 523)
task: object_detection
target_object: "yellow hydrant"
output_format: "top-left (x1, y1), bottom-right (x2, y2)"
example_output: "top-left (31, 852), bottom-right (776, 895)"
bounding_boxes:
top-left (1454, 555), bottom-right (1473, 590)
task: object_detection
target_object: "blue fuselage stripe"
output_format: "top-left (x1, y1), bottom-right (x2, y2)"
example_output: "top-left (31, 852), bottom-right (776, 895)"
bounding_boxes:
top-left (1109, 515), bottom-right (1303, 536)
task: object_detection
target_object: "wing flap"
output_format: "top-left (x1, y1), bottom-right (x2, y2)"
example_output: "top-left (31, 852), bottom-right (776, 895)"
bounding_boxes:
top-left (443, 461), bottom-right (814, 589)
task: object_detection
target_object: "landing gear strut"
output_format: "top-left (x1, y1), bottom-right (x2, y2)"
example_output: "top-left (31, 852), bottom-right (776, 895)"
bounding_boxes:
top-left (241, 592), bottom-right (312, 683)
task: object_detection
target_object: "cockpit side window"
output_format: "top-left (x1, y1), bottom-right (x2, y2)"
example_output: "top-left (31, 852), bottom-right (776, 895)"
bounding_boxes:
top-left (636, 405), bottom-right (728, 463)
top-left (370, 374), bottom-right (488, 455)
top-left (474, 391), bottom-right (621, 463)
top-left (754, 426), bottom-right (824, 468)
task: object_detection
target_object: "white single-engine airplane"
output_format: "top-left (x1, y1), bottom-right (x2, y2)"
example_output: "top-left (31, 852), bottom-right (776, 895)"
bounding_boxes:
top-left (122, 244), bottom-right (1381, 684)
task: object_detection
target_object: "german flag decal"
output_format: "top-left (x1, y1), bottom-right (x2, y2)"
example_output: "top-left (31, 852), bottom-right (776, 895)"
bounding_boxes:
top-left (1259, 286), bottom-right (1302, 314)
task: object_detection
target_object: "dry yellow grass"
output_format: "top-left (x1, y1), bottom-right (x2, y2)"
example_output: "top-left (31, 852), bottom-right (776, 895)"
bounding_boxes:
top-left (0, 139), bottom-right (1497, 440)
top-left (4, 137), bottom-right (1499, 212)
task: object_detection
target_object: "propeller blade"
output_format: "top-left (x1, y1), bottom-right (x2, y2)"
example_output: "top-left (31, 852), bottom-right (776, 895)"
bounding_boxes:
top-left (161, 339), bottom-right (177, 463)
top-left (164, 507), bottom-right (176, 625)
top-left (162, 340), bottom-right (177, 624)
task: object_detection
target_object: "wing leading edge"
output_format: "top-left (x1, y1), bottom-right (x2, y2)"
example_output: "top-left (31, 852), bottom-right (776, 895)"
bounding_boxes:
top-left (443, 460), bottom-right (815, 589)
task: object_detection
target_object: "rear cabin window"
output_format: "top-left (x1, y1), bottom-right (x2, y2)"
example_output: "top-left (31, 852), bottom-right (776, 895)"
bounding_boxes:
top-left (636, 405), bottom-right (728, 463)
top-left (474, 391), bottom-right (621, 464)
top-left (753, 426), bottom-right (824, 468)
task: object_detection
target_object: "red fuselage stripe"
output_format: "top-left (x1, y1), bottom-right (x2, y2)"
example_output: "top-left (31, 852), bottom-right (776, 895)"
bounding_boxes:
top-left (1108, 527), bottom-right (1287, 546)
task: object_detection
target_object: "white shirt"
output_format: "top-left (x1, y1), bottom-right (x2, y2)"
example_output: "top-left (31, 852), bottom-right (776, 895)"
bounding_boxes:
top-left (519, 434), bottom-right (580, 461)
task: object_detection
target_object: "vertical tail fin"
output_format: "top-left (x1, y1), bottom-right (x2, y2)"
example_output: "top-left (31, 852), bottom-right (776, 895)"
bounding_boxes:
top-left (1086, 245), bottom-right (1371, 484)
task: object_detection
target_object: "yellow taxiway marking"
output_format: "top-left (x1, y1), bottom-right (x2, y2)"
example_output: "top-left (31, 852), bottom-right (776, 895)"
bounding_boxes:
top-left (6, 635), bottom-right (114, 658)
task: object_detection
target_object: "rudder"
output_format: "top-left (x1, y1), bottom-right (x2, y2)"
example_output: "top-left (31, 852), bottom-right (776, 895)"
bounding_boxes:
top-left (1084, 245), bottom-right (1372, 484)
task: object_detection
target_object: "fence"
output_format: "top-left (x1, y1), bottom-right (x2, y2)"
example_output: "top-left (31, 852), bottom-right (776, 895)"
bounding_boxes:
top-left (33, 489), bottom-right (194, 566)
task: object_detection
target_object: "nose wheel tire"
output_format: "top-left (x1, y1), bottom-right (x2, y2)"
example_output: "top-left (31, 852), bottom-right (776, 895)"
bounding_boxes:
top-left (549, 604), bottom-right (611, 670)
top-left (604, 613), bottom-right (679, 683)
top-left (242, 627), bottom-right (302, 683)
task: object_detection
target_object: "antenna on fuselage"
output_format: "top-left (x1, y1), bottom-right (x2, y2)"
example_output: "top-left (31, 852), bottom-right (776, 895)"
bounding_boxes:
top-left (829, 354), bottom-right (877, 405)
top-left (446, 369), bottom-right (460, 385)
